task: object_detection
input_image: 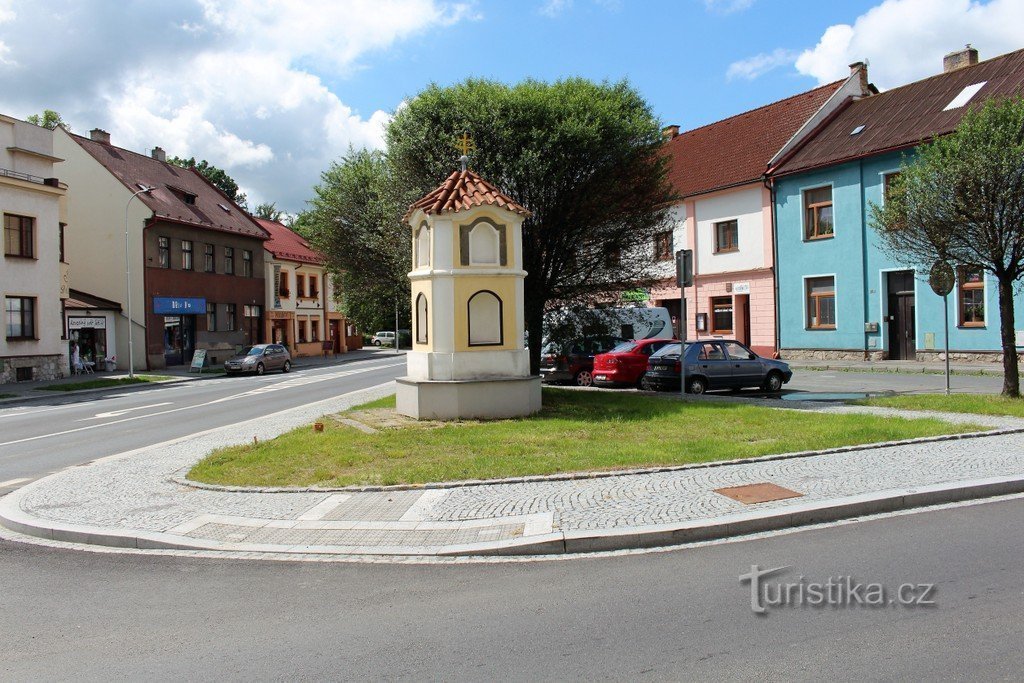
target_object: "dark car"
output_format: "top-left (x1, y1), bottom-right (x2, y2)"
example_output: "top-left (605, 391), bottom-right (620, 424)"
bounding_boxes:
top-left (224, 344), bottom-right (292, 375)
top-left (592, 338), bottom-right (676, 389)
top-left (645, 340), bottom-right (792, 394)
top-left (540, 336), bottom-right (627, 387)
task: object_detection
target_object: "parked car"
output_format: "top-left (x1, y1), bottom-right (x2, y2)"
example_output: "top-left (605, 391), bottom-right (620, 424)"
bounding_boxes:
top-left (540, 336), bottom-right (627, 387)
top-left (371, 331), bottom-right (396, 346)
top-left (592, 338), bottom-right (677, 388)
top-left (224, 344), bottom-right (292, 375)
top-left (645, 339), bottom-right (792, 393)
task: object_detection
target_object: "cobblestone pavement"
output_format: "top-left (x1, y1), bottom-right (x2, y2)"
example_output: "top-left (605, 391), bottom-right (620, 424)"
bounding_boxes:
top-left (2, 384), bottom-right (1024, 557)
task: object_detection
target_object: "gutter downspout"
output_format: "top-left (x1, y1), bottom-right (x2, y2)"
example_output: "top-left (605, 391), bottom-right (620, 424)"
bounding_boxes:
top-left (765, 174), bottom-right (781, 359)
top-left (859, 159), bottom-right (870, 361)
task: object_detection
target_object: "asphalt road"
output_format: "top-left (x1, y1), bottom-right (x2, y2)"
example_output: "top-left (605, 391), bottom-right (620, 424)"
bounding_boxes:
top-left (2, 496), bottom-right (1022, 680)
top-left (0, 354), bottom-right (406, 487)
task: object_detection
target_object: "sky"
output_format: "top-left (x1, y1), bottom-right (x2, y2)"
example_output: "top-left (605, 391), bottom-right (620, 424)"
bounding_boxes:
top-left (1, 0), bottom-right (1022, 214)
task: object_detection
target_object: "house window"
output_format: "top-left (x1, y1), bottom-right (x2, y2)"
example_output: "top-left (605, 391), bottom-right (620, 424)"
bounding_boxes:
top-left (297, 318), bottom-right (308, 343)
top-left (59, 223), bottom-right (66, 262)
top-left (225, 303), bottom-right (236, 331)
top-left (5, 296), bottom-right (35, 339)
top-left (204, 244), bottom-right (215, 272)
top-left (958, 267), bottom-right (985, 327)
top-left (157, 236), bottom-right (170, 268)
top-left (311, 318), bottom-right (320, 342)
top-left (714, 220), bottom-right (738, 253)
top-left (279, 270), bottom-right (290, 298)
top-left (806, 277), bottom-right (836, 329)
top-left (242, 250), bottom-right (253, 277)
top-left (181, 240), bottom-right (194, 271)
top-left (468, 290), bottom-right (502, 346)
top-left (883, 172), bottom-right (901, 203)
top-left (654, 230), bottom-right (672, 260)
top-left (309, 275), bottom-right (319, 298)
top-left (207, 303), bottom-right (217, 332)
top-left (710, 296), bottom-right (733, 334)
top-left (297, 274), bottom-right (306, 298)
top-left (224, 247), bottom-right (235, 275)
top-left (416, 293), bottom-right (428, 344)
top-left (804, 186), bottom-right (834, 240)
top-left (4, 214), bottom-right (34, 258)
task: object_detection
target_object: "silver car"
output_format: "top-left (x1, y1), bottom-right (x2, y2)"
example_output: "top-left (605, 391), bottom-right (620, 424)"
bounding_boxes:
top-left (224, 344), bottom-right (292, 375)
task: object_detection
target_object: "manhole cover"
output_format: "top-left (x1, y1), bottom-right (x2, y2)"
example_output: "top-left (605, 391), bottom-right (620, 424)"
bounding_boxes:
top-left (714, 482), bottom-right (803, 504)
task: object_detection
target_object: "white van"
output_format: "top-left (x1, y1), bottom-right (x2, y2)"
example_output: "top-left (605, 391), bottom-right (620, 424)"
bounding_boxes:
top-left (372, 331), bottom-right (396, 346)
top-left (544, 306), bottom-right (674, 342)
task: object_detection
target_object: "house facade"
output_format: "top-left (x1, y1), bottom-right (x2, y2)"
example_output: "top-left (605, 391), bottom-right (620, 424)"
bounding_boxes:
top-left (1, 115), bottom-right (68, 383)
top-left (257, 218), bottom-right (357, 356)
top-left (771, 47), bottom-right (1024, 362)
top-left (654, 72), bottom-right (866, 356)
top-left (54, 128), bottom-right (269, 370)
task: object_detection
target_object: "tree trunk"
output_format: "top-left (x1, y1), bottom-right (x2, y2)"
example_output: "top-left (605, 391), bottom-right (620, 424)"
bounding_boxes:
top-left (996, 276), bottom-right (1020, 398)
top-left (525, 293), bottom-right (546, 376)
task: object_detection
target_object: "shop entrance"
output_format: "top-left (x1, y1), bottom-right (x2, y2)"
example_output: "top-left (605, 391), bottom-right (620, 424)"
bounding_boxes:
top-left (68, 323), bottom-right (107, 369)
top-left (164, 315), bottom-right (197, 366)
top-left (329, 320), bottom-right (342, 353)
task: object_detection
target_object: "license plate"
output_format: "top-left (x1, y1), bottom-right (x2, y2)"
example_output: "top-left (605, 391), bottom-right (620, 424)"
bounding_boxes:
top-left (594, 374), bottom-right (607, 380)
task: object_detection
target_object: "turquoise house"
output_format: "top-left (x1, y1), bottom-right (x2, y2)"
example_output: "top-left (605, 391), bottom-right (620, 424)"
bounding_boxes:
top-left (769, 47), bottom-right (1024, 362)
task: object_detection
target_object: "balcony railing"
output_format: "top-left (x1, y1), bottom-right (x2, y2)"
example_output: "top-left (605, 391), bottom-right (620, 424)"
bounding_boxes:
top-left (0, 167), bottom-right (59, 186)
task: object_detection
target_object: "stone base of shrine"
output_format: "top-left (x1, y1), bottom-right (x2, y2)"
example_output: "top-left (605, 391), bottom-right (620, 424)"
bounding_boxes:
top-left (395, 375), bottom-right (542, 421)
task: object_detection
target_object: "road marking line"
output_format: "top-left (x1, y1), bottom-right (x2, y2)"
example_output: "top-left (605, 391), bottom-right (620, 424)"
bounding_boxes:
top-left (79, 402), bottom-right (174, 421)
top-left (399, 490), bottom-right (448, 522)
top-left (298, 493), bottom-right (352, 521)
top-left (0, 477), bottom-right (29, 487)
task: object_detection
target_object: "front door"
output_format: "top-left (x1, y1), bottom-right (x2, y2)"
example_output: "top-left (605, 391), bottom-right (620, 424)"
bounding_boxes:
top-left (330, 320), bottom-right (342, 353)
top-left (887, 270), bottom-right (916, 360)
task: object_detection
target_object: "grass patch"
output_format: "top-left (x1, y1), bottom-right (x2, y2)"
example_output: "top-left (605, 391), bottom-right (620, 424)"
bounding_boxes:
top-left (0, 393), bottom-right (14, 400)
top-left (37, 375), bottom-right (172, 392)
top-left (189, 389), bottom-right (982, 488)
top-left (856, 393), bottom-right (1024, 417)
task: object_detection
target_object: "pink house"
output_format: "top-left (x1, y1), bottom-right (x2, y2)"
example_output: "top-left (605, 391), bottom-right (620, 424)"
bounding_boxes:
top-left (652, 66), bottom-right (871, 356)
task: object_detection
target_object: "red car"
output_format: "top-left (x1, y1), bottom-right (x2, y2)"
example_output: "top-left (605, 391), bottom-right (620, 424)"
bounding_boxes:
top-left (592, 338), bottom-right (677, 389)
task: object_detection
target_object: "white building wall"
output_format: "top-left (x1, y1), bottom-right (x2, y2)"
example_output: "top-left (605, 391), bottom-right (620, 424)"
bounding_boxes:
top-left (693, 186), bottom-right (765, 275)
top-left (651, 203), bottom-right (687, 280)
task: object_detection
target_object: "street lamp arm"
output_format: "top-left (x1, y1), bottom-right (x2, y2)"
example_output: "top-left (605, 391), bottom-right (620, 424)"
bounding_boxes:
top-left (125, 186), bottom-right (154, 379)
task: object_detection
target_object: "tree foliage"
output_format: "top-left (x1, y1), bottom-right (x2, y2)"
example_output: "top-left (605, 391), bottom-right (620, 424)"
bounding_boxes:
top-left (301, 148), bottom-right (412, 333)
top-left (26, 109), bottom-right (69, 131)
top-left (871, 97), bottom-right (1024, 396)
top-left (385, 78), bottom-right (676, 371)
top-left (168, 156), bottom-right (247, 209)
top-left (253, 202), bottom-right (285, 222)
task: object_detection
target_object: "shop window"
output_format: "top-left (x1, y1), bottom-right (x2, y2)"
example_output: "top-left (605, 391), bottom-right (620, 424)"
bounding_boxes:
top-left (416, 224), bottom-right (430, 267)
top-left (242, 250), bottom-right (253, 277)
top-left (806, 276), bottom-right (836, 329)
top-left (298, 318), bottom-right (308, 343)
top-left (958, 266), bottom-right (985, 327)
top-left (181, 240), bottom-right (193, 271)
top-left (204, 244), bottom-right (215, 273)
top-left (714, 220), bottom-right (738, 253)
top-left (224, 247), bottom-right (235, 275)
top-left (5, 296), bottom-right (36, 339)
top-left (804, 186), bottom-right (834, 240)
top-left (416, 293), bottom-right (428, 344)
top-left (4, 214), bottom-right (34, 258)
top-left (225, 303), bottom-right (236, 331)
top-left (311, 319), bottom-right (320, 342)
top-left (207, 304), bottom-right (217, 332)
top-left (468, 290), bottom-right (502, 346)
top-left (158, 236), bottom-right (170, 268)
top-left (710, 296), bottom-right (733, 335)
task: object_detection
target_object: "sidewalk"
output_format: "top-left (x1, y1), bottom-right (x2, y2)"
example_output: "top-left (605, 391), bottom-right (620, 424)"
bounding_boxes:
top-left (786, 357), bottom-right (1005, 376)
top-left (3, 382), bottom-right (1023, 559)
top-left (0, 348), bottom-right (392, 405)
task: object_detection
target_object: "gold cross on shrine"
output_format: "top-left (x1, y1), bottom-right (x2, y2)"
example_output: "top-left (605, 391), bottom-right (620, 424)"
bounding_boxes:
top-left (455, 132), bottom-right (476, 157)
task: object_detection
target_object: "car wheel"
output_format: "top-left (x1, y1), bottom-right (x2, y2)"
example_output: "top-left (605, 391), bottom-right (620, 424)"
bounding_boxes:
top-left (282, 360), bottom-right (291, 373)
top-left (763, 371), bottom-right (783, 393)
top-left (636, 373), bottom-right (650, 390)
top-left (574, 370), bottom-right (594, 387)
top-left (255, 363), bottom-right (265, 376)
top-left (687, 376), bottom-right (707, 395)
top-left (373, 340), bottom-right (381, 346)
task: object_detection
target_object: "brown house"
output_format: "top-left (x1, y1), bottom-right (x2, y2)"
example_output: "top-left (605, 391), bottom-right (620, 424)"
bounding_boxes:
top-left (55, 128), bottom-right (269, 370)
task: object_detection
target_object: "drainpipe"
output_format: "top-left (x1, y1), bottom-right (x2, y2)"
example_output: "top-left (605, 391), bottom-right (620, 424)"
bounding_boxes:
top-left (764, 175), bottom-right (781, 359)
top-left (859, 159), bottom-right (870, 361)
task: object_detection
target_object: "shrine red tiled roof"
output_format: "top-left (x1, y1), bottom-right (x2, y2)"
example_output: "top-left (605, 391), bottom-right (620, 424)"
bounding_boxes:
top-left (406, 169), bottom-right (531, 220)
top-left (257, 218), bottom-right (323, 265)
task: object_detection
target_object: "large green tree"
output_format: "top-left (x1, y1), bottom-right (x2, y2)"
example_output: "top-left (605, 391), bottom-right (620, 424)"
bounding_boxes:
top-left (302, 148), bottom-right (412, 334)
top-left (168, 156), bottom-right (247, 209)
top-left (385, 78), bottom-right (676, 372)
top-left (26, 109), bottom-right (69, 131)
top-left (871, 97), bottom-right (1024, 397)
top-left (253, 202), bottom-right (285, 222)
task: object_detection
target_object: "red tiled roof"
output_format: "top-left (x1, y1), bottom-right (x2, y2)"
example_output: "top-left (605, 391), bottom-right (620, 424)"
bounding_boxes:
top-left (70, 134), bottom-right (269, 240)
top-left (406, 169), bottom-right (531, 220)
top-left (256, 218), bottom-right (323, 265)
top-left (663, 80), bottom-right (844, 197)
top-left (773, 48), bottom-right (1024, 176)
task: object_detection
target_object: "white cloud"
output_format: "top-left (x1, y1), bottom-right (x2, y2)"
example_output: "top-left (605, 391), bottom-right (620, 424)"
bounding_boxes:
top-left (727, 48), bottom-right (797, 81)
top-left (539, 0), bottom-right (573, 17)
top-left (704, 0), bottom-right (755, 15)
top-left (794, 0), bottom-right (1024, 88)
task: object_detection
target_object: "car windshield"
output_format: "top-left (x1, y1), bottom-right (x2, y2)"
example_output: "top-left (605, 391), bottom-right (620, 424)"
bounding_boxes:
top-left (609, 341), bottom-right (638, 354)
top-left (240, 346), bottom-right (265, 356)
top-left (651, 342), bottom-right (682, 358)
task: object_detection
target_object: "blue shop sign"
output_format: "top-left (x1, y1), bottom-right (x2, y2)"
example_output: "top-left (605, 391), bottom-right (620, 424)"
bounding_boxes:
top-left (153, 296), bottom-right (207, 315)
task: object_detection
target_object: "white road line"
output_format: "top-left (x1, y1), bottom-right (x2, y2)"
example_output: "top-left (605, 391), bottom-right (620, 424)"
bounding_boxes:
top-left (399, 490), bottom-right (448, 522)
top-left (298, 494), bottom-right (353, 521)
top-left (0, 477), bottom-right (29, 487)
top-left (79, 402), bottom-right (174, 421)
top-left (0, 362), bottom-right (403, 448)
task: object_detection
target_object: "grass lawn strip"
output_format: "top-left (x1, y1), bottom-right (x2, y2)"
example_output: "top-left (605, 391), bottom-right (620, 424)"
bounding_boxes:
top-left (856, 393), bottom-right (1024, 418)
top-left (190, 389), bottom-right (982, 488)
top-left (36, 375), bottom-right (173, 392)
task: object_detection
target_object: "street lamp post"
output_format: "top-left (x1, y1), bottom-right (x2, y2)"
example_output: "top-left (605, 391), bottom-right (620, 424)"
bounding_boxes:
top-left (125, 186), bottom-right (154, 379)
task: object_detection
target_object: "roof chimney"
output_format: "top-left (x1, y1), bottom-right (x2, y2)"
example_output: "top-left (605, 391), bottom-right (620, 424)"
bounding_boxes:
top-left (848, 61), bottom-right (871, 97)
top-left (944, 44), bottom-right (979, 73)
top-left (661, 124), bottom-right (680, 140)
top-left (89, 128), bottom-right (110, 144)
top-left (151, 146), bottom-right (166, 163)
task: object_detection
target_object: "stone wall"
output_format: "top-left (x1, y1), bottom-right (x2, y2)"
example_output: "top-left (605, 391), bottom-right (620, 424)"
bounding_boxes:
top-left (916, 350), bottom-right (1024, 365)
top-left (779, 348), bottom-right (868, 361)
top-left (782, 348), bottom-right (1024, 365)
top-left (0, 354), bottom-right (67, 384)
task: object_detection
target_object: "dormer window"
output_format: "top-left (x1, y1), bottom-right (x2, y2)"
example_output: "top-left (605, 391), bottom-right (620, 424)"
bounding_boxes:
top-left (183, 193), bottom-right (197, 205)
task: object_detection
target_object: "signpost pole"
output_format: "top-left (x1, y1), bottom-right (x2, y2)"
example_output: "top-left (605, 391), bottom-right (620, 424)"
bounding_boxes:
top-left (944, 293), bottom-right (951, 395)
top-left (929, 260), bottom-right (955, 397)
top-left (680, 291), bottom-right (687, 397)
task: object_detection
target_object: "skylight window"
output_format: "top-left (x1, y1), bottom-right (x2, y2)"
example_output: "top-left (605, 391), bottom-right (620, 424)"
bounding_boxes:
top-left (850, 125), bottom-right (865, 136)
top-left (218, 203), bottom-right (231, 213)
top-left (943, 82), bottom-right (987, 111)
